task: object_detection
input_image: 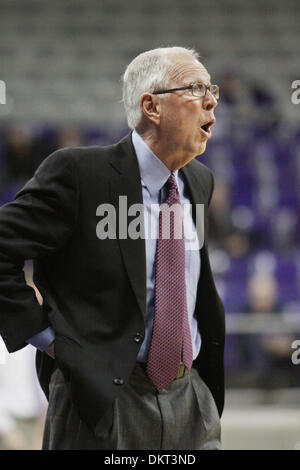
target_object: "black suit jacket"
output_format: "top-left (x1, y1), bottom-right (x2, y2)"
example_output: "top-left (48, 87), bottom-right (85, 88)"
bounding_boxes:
top-left (0, 133), bottom-right (225, 434)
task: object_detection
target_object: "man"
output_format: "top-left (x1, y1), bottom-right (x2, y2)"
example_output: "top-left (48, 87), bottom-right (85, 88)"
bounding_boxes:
top-left (0, 47), bottom-right (225, 450)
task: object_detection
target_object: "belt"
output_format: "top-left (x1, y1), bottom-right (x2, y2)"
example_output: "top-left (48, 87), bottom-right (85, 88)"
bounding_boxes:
top-left (176, 363), bottom-right (187, 379)
top-left (138, 363), bottom-right (187, 380)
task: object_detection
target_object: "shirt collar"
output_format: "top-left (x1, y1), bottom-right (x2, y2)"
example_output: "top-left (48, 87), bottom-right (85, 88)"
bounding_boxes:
top-left (132, 129), bottom-right (178, 197)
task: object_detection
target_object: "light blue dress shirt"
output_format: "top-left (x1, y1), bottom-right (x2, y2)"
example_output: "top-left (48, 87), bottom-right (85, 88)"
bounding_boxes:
top-left (27, 130), bottom-right (202, 360)
top-left (132, 130), bottom-right (201, 362)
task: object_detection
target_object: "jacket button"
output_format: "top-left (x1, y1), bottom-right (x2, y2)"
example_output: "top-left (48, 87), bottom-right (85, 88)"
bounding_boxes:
top-left (113, 378), bottom-right (124, 385)
top-left (134, 333), bottom-right (143, 343)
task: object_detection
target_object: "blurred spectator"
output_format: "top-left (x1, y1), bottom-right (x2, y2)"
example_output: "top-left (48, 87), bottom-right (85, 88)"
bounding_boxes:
top-left (209, 180), bottom-right (250, 257)
top-left (56, 126), bottom-right (83, 148)
top-left (217, 69), bottom-right (280, 133)
top-left (250, 81), bottom-right (280, 130)
top-left (246, 272), bottom-right (280, 314)
top-left (219, 70), bottom-right (247, 108)
top-left (4, 126), bottom-right (36, 183)
top-left (232, 273), bottom-right (298, 389)
top-left (31, 126), bottom-right (83, 170)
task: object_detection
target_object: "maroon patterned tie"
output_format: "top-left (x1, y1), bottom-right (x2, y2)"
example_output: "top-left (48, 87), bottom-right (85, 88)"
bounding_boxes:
top-left (147, 173), bottom-right (193, 391)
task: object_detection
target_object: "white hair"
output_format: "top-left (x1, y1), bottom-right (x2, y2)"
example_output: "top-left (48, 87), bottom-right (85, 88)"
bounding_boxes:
top-left (122, 46), bottom-right (199, 129)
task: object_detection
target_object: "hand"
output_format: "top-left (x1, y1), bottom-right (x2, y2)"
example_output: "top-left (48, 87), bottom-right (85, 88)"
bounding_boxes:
top-left (45, 341), bottom-right (55, 359)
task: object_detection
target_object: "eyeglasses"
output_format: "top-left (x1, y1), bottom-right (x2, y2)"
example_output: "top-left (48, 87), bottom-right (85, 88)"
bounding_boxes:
top-left (152, 83), bottom-right (219, 100)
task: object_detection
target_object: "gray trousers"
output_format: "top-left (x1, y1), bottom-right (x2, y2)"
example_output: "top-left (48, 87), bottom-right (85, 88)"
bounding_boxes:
top-left (42, 364), bottom-right (221, 450)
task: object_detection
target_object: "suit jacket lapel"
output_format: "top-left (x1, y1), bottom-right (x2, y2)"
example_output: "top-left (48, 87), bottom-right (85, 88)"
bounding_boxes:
top-left (181, 160), bottom-right (216, 319)
top-left (109, 133), bottom-right (147, 322)
top-left (181, 160), bottom-right (208, 249)
top-left (181, 159), bottom-right (207, 207)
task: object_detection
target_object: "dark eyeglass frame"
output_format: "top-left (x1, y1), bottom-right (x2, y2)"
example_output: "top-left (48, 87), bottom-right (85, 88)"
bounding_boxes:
top-left (152, 83), bottom-right (219, 100)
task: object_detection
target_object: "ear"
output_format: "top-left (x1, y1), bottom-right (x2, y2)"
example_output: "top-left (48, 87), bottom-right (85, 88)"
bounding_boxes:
top-left (139, 93), bottom-right (161, 125)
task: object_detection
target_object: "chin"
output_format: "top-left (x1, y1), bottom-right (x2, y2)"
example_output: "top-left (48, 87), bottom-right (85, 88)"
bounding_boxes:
top-left (197, 141), bottom-right (207, 155)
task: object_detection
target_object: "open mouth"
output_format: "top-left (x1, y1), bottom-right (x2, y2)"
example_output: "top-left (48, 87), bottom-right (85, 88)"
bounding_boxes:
top-left (200, 120), bottom-right (215, 138)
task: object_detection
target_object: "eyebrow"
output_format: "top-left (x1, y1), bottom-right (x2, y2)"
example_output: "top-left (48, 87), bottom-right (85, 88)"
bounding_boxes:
top-left (184, 80), bottom-right (212, 87)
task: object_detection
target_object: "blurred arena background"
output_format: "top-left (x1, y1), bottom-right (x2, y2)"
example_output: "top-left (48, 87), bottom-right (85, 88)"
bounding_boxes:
top-left (0, 0), bottom-right (299, 450)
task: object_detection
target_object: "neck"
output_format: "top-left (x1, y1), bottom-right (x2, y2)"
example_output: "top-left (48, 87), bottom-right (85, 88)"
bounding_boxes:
top-left (136, 128), bottom-right (193, 172)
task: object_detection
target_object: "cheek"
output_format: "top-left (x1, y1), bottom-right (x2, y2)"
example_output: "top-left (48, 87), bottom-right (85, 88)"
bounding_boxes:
top-left (164, 109), bottom-right (180, 131)
top-left (186, 104), bottom-right (202, 126)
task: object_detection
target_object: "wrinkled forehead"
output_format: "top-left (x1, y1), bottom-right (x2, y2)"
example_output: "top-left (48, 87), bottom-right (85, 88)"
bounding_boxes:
top-left (167, 54), bottom-right (211, 86)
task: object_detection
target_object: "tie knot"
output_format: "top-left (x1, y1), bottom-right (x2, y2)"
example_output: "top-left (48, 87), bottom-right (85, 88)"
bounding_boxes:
top-left (163, 173), bottom-right (179, 205)
top-left (166, 173), bottom-right (178, 195)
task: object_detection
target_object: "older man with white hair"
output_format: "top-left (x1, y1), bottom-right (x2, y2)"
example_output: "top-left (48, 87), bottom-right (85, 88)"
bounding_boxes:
top-left (0, 47), bottom-right (225, 450)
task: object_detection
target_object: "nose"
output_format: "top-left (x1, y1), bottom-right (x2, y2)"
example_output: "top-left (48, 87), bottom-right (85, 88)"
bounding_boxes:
top-left (203, 90), bottom-right (218, 111)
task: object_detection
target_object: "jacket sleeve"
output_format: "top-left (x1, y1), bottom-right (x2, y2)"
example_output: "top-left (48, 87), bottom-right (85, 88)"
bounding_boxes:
top-left (0, 148), bottom-right (78, 352)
